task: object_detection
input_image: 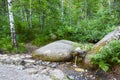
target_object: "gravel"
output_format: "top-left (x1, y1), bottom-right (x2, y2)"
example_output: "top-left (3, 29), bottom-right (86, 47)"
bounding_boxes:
top-left (0, 54), bottom-right (97, 80)
top-left (0, 64), bottom-right (52, 80)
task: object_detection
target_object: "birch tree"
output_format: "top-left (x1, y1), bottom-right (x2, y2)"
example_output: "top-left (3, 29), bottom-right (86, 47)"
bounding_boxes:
top-left (7, 0), bottom-right (17, 47)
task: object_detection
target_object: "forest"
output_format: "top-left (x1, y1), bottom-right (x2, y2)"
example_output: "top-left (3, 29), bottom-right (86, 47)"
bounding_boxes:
top-left (0, 0), bottom-right (120, 80)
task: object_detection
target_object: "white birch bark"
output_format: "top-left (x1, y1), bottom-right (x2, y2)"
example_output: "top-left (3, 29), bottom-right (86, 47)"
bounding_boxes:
top-left (7, 0), bottom-right (17, 47)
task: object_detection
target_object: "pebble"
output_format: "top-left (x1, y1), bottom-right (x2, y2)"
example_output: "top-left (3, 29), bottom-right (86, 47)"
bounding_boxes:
top-left (50, 63), bottom-right (57, 68)
top-left (25, 55), bottom-right (32, 58)
top-left (26, 68), bottom-right (38, 74)
top-left (68, 75), bottom-right (74, 80)
top-left (40, 67), bottom-right (51, 75)
top-left (17, 65), bottom-right (25, 70)
top-left (23, 59), bottom-right (35, 63)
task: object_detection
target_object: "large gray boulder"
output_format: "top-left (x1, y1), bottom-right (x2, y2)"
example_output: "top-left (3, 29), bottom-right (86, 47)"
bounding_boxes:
top-left (32, 40), bottom-right (81, 61)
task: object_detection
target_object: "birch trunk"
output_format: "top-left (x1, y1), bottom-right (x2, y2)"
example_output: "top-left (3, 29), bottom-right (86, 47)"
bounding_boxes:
top-left (7, 0), bottom-right (17, 47)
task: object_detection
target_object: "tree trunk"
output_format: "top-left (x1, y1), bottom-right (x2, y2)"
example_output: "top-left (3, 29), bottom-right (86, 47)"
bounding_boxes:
top-left (23, 6), bottom-right (29, 28)
top-left (7, 0), bottom-right (17, 47)
top-left (61, 0), bottom-right (64, 21)
top-left (20, 0), bottom-right (23, 21)
top-left (84, 26), bottom-right (120, 67)
top-left (29, 0), bottom-right (32, 28)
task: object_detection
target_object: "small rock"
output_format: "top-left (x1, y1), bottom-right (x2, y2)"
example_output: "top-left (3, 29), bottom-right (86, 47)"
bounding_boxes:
top-left (24, 63), bottom-right (34, 68)
top-left (2, 75), bottom-right (5, 77)
top-left (11, 57), bottom-right (22, 65)
top-left (26, 68), bottom-right (38, 74)
top-left (68, 76), bottom-right (74, 80)
top-left (89, 75), bottom-right (93, 78)
top-left (34, 74), bottom-right (52, 80)
top-left (17, 65), bottom-right (25, 70)
top-left (36, 60), bottom-right (43, 65)
top-left (51, 63), bottom-right (57, 68)
top-left (49, 69), bottom-right (69, 80)
top-left (24, 59), bottom-right (35, 63)
top-left (40, 67), bottom-right (51, 75)
top-left (84, 69), bottom-right (88, 72)
top-left (3, 58), bottom-right (14, 64)
top-left (0, 55), bottom-right (9, 61)
top-left (92, 77), bottom-right (96, 80)
top-left (25, 55), bottom-right (32, 58)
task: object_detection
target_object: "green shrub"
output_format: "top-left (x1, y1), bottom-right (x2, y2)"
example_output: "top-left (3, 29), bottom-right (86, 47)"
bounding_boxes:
top-left (90, 40), bottom-right (120, 72)
top-left (0, 37), bottom-right (27, 53)
top-left (32, 34), bottom-right (53, 46)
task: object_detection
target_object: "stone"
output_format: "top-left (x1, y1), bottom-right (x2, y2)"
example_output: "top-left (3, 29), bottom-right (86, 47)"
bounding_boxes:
top-left (49, 69), bottom-right (69, 80)
top-left (32, 40), bottom-right (79, 61)
top-left (24, 59), bottom-right (35, 63)
top-left (25, 55), bottom-right (32, 58)
top-left (68, 76), bottom-right (74, 80)
top-left (40, 67), bottom-right (51, 75)
top-left (17, 65), bottom-right (25, 70)
top-left (34, 74), bottom-right (52, 80)
top-left (11, 57), bottom-right (23, 65)
top-left (3, 58), bottom-right (14, 64)
top-left (25, 68), bottom-right (38, 74)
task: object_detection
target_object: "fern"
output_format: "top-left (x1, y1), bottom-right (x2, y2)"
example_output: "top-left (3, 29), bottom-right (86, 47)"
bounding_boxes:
top-left (91, 40), bottom-right (120, 71)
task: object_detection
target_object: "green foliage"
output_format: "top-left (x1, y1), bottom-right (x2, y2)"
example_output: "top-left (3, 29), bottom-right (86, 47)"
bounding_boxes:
top-left (0, 36), bottom-right (27, 53)
top-left (1, 0), bottom-right (120, 53)
top-left (32, 35), bottom-right (52, 46)
top-left (90, 40), bottom-right (120, 71)
top-left (73, 43), bottom-right (94, 51)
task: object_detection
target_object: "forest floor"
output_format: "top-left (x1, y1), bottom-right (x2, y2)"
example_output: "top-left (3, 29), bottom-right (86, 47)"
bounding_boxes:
top-left (0, 43), bottom-right (119, 80)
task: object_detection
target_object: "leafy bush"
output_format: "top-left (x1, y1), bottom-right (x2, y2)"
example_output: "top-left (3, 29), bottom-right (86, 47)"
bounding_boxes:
top-left (32, 35), bottom-right (52, 46)
top-left (73, 43), bottom-right (94, 51)
top-left (90, 40), bottom-right (120, 72)
top-left (0, 37), bottom-right (27, 53)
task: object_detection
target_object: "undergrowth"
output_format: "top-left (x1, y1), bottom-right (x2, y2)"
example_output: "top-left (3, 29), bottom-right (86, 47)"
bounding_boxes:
top-left (90, 40), bottom-right (120, 72)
